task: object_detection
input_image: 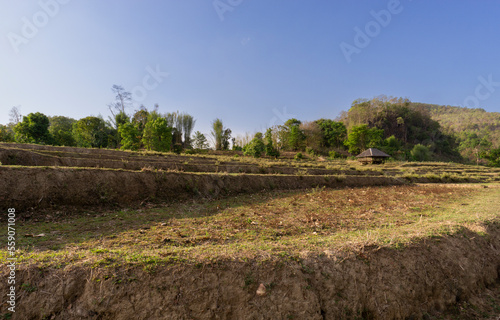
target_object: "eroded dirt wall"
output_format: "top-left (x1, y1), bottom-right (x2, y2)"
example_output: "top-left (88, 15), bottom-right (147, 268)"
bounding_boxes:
top-left (0, 166), bottom-right (405, 215)
top-left (1, 224), bottom-right (498, 319)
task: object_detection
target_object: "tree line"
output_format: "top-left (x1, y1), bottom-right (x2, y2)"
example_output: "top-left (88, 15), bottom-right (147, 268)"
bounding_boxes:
top-left (1, 92), bottom-right (499, 166)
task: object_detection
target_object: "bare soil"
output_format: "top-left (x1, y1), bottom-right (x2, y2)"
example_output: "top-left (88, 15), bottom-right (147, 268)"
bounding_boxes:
top-left (1, 223), bottom-right (499, 319)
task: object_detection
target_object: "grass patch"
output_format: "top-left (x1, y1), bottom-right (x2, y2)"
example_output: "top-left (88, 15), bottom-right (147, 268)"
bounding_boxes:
top-left (6, 184), bottom-right (500, 268)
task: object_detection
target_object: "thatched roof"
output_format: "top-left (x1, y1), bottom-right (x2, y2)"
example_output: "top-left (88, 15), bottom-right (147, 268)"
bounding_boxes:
top-left (356, 148), bottom-right (390, 158)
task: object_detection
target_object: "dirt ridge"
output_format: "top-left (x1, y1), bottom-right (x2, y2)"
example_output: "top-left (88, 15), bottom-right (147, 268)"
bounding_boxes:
top-left (2, 223), bottom-right (499, 319)
top-left (0, 166), bottom-right (406, 214)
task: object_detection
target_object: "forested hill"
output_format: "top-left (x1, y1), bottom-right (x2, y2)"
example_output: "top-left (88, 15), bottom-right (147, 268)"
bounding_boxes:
top-left (412, 103), bottom-right (500, 148)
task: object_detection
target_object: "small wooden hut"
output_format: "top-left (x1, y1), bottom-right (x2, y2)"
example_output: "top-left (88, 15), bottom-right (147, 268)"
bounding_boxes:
top-left (356, 148), bottom-right (390, 164)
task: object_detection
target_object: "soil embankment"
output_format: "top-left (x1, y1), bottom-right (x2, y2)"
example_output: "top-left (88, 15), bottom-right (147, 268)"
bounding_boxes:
top-left (0, 166), bottom-right (405, 214)
top-left (2, 223), bottom-right (499, 319)
top-left (0, 144), bottom-right (377, 176)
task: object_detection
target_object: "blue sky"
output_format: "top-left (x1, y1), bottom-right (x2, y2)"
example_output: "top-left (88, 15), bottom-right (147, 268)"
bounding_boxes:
top-left (1, 0), bottom-right (500, 137)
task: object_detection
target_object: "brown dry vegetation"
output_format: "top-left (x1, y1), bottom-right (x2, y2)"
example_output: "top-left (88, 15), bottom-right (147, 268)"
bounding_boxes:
top-left (0, 143), bottom-right (500, 319)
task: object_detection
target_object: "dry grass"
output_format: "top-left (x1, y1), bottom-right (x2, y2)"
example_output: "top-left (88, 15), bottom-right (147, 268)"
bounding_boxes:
top-left (4, 183), bottom-right (499, 270)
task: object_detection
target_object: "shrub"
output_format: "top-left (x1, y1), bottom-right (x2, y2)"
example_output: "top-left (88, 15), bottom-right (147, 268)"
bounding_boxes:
top-left (328, 150), bottom-right (342, 159)
top-left (411, 144), bottom-right (431, 162)
top-left (172, 143), bottom-right (183, 154)
top-left (294, 152), bottom-right (303, 160)
top-left (243, 133), bottom-right (265, 158)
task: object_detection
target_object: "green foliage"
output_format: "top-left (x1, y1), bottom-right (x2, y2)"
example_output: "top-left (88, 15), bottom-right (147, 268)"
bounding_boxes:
top-left (172, 143), bottom-right (183, 154)
top-left (72, 116), bottom-right (109, 148)
top-left (458, 132), bottom-right (492, 164)
top-left (114, 111), bottom-right (130, 129)
top-left (192, 131), bottom-right (209, 149)
top-left (243, 132), bottom-right (265, 158)
top-left (211, 118), bottom-right (231, 150)
top-left (181, 114), bottom-right (196, 148)
top-left (132, 107), bottom-right (150, 135)
top-left (14, 112), bottom-right (53, 144)
top-left (265, 128), bottom-right (280, 158)
top-left (211, 118), bottom-right (223, 150)
top-left (142, 117), bottom-right (172, 152)
top-left (481, 148), bottom-right (500, 167)
top-left (344, 124), bottom-right (383, 155)
top-left (316, 119), bottom-right (347, 149)
top-left (222, 128), bottom-right (232, 150)
top-left (118, 122), bottom-right (141, 151)
top-left (49, 116), bottom-right (76, 146)
top-left (341, 97), bottom-right (458, 160)
top-left (275, 119), bottom-right (305, 151)
top-left (328, 150), bottom-right (342, 159)
top-left (422, 104), bottom-right (500, 154)
top-left (294, 152), bottom-right (303, 160)
top-left (0, 125), bottom-right (15, 142)
top-left (411, 144), bottom-right (431, 161)
top-left (381, 135), bottom-right (402, 156)
top-left (287, 120), bottom-right (305, 151)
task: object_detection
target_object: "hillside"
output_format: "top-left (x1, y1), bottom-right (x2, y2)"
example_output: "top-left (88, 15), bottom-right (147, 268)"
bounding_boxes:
top-left (342, 98), bottom-right (499, 164)
top-left (414, 103), bottom-right (500, 147)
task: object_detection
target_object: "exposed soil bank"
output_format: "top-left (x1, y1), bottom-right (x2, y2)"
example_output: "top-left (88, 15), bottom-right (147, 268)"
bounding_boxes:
top-left (0, 166), bottom-right (406, 215)
top-left (2, 223), bottom-right (499, 319)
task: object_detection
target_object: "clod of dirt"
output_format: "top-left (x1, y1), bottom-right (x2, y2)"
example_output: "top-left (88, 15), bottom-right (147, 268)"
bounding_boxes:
top-left (256, 283), bottom-right (266, 296)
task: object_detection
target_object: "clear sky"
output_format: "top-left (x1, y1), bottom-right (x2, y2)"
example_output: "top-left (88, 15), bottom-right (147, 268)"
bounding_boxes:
top-left (1, 0), bottom-right (500, 136)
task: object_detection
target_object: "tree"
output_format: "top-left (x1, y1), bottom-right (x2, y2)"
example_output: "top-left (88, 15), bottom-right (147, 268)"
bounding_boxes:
top-left (165, 111), bottom-right (183, 147)
top-left (192, 131), bottom-right (209, 149)
top-left (9, 106), bottom-right (22, 125)
top-left (381, 135), bottom-right (402, 157)
top-left (243, 132), bottom-right (265, 158)
top-left (108, 85), bottom-right (132, 128)
top-left (118, 122), bottom-right (141, 151)
top-left (142, 117), bottom-right (172, 152)
top-left (458, 132), bottom-right (492, 165)
top-left (210, 118), bottom-right (231, 150)
top-left (14, 112), bottom-right (53, 144)
top-left (49, 116), bottom-right (76, 146)
top-left (132, 106), bottom-right (150, 135)
top-left (285, 119), bottom-right (305, 151)
top-left (481, 148), bottom-right (500, 167)
top-left (211, 118), bottom-right (223, 150)
top-left (265, 128), bottom-right (280, 158)
top-left (0, 125), bottom-right (14, 142)
top-left (411, 144), bottom-right (431, 162)
top-left (222, 128), bottom-right (232, 150)
top-left (72, 116), bottom-right (109, 148)
top-left (316, 119), bottom-right (347, 150)
top-left (181, 114), bottom-right (196, 148)
top-left (301, 121), bottom-right (322, 153)
top-left (344, 124), bottom-right (383, 155)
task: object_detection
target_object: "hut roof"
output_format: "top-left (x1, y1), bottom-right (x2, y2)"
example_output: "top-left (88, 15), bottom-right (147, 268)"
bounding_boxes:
top-left (356, 148), bottom-right (390, 158)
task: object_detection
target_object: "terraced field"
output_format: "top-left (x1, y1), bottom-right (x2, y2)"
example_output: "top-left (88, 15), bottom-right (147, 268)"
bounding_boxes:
top-left (0, 143), bottom-right (499, 319)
